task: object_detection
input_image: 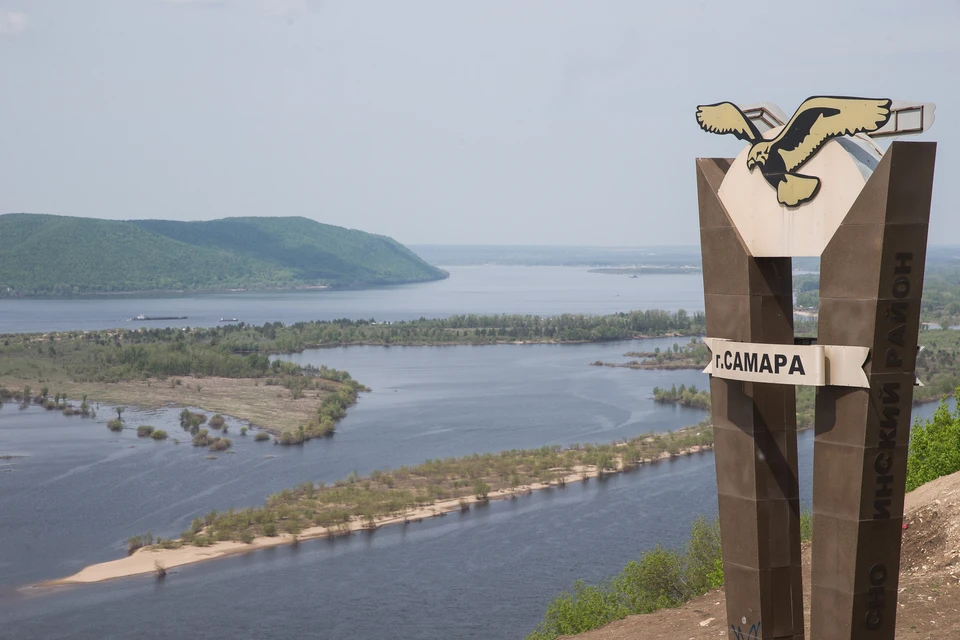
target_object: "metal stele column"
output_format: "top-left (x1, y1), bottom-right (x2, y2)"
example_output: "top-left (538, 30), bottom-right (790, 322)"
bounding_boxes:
top-left (810, 141), bottom-right (936, 640)
top-left (697, 157), bottom-right (805, 640)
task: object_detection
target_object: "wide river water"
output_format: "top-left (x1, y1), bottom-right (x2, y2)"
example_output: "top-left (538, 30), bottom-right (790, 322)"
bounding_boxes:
top-left (0, 266), bottom-right (705, 335)
top-left (0, 267), bottom-right (941, 639)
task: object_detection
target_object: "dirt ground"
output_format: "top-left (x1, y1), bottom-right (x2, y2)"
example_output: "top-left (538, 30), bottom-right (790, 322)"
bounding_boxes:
top-left (562, 471), bottom-right (960, 640)
top-left (48, 375), bottom-right (338, 433)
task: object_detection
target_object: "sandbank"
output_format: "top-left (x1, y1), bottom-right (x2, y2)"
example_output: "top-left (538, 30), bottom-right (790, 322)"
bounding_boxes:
top-left (39, 445), bottom-right (712, 587)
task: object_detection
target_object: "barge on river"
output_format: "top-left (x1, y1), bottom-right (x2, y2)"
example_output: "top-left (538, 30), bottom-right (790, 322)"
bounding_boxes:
top-left (132, 314), bottom-right (188, 321)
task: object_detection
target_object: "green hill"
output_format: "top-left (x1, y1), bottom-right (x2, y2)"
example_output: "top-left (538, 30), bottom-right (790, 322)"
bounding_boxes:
top-left (0, 214), bottom-right (446, 296)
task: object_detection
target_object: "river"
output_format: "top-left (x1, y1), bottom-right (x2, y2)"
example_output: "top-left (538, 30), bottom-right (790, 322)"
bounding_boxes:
top-left (0, 266), bottom-right (705, 334)
top-left (0, 266), bottom-right (942, 639)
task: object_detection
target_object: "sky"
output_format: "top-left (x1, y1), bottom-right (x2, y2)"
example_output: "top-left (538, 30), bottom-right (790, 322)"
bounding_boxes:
top-left (0, 1), bottom-right (958, 246)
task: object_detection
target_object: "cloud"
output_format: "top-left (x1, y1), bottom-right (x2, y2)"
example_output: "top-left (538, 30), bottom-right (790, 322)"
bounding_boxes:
top-left (0, 11), bottom-right (27, 35)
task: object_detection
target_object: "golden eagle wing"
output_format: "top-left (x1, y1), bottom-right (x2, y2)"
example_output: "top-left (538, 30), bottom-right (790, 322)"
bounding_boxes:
top-left (773, 97), bottom-right (891, 172)
top-left (695, 102), bottom-right (762, 143)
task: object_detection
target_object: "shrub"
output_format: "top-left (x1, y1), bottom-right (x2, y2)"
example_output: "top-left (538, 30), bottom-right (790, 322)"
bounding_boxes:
top-left (240, 427), bottom-right (248, 436)
top-left (526, 518), bottom-right (725, 640)
top-left (906, 393), bottom-right (960, 491)
top-left (254, 431), bottom-right (270, 442)
top-left (208, 437), bottom-right (232, 452)
top-left (154, 560), bottom-right (167, 579)
top-left (800, 509), bottom-right (813, 542)
top-left (107, 418), bottom-right (123, 432)
top-left (151, 429), bottom-right (169, 441)
top-left (682, 516), bottom-right (723, 594)
top-left (208, 414), bottom-right (226, 429)
top-left (278, 430), bottom-right (304, 445)
top-left (137, 425), bottom-right (155, 437)
top-left (240, 531), bottom-right (255, 544)
top-left (474, 481), bottom-right (491, 500)
top-left (179, 409), bottom-right (207, 430)
top-left (128, 532), bottom-right (154, 554)
top-left (263, 522), bottom-right (277, 537)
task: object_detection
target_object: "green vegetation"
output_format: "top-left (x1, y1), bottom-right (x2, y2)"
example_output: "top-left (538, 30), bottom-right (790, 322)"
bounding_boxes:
top-left (592, 340), bottom-right (710, 370)
top-left (527, 513), bottom-right (813, 640)
top-left (0, 311), bottom-right (701, 387)
top-left (912, 330), bottom-right (960, 403)
top-left (527, 517), bottom-right (723, 639)
top-left (127, 532), bottom-right (153, 554)
top-left (277, 386), bottom-right (359, 443)
top-left (626, 339), bottom-right (710, 367)
top-left (652, 384), bottom-right (710, 411)
top-left (794, 260), bottom-right (960, 327)
top-left (0, 214), bottom-right (446, 296)
top-left (253, 431), bottom-right (271, 442)
top-left (150, 429), bottom-right (168, 441)
top-left (136, 425), bottom-right (155, 438)
top-left (0, 328), bottom-right (366, 443)
top-left (650, 329), bottom-right (960, 428)
top-left (527, 385), bottom-right (960, 640)
top-left (907, 389), bottom-right (960, 491)
top-left (179, 409), bottom-right (207, 430)
top-left (146, 427), bottom-right (713, 549)
top-left (106, 418), bottom-right (123, 432)
top-left (191, 428), bottom-right (232, 451)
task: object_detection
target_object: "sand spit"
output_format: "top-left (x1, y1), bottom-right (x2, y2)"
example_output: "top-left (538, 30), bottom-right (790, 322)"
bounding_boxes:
top-left (39, 446), bottom-right (712, 587)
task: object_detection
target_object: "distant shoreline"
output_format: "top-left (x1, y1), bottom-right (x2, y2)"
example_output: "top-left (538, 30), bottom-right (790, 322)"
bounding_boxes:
top-left (588, 267), bottom-right (702, 275)
top-left (0, 277), bottom-right (451, 300)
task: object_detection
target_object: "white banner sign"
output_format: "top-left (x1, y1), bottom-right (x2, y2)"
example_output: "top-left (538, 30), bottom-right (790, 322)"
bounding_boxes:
top-left (702, 338), bottom-right (870, 388)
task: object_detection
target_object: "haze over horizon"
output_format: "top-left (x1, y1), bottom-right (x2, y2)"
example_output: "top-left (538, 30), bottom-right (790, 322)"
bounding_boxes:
top-left (1, 1), bottom-right (957, 246)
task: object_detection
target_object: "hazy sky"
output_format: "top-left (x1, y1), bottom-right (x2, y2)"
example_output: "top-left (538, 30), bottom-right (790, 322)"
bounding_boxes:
top-left (1, 1), bottom-right (958, 245)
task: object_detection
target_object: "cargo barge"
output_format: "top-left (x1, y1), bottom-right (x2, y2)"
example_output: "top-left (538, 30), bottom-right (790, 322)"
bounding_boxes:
top-left (132, 314), bottom-right (188, 321)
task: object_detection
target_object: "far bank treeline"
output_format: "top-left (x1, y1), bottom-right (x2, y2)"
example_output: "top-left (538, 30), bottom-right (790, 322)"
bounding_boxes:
top-left (0, 309), bottom-right (703, 382)
top-left (219, 310), bottom-right (705, 351)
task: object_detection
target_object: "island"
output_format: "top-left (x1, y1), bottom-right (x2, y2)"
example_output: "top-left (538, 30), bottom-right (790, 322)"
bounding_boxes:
top-left (43, 424), bottom-right (715, 586)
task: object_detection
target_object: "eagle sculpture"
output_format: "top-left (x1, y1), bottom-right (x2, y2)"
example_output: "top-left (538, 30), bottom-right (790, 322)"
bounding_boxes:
top-left (696, 97), bottom-right (892, 206)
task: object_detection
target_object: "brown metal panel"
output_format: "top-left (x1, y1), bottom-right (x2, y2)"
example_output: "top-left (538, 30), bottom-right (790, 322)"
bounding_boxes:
top-left (811, 141), bottom-right (936, 640)
top-left (697, 158), bottom-right (804, 640)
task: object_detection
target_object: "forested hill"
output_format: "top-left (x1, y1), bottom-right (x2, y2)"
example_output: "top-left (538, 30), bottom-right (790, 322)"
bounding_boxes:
top-left (0, 214), bottom-right (447, 296)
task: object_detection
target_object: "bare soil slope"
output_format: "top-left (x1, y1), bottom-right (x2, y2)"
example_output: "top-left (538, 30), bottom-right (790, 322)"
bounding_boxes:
top-left (562, 470), bottom-right (960, 640)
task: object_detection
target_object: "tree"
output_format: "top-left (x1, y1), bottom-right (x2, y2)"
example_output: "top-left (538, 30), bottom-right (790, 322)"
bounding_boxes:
top-left (116, 406), bottom-right (125, 421)
top-left (474, 481), bottom-right (491, 500)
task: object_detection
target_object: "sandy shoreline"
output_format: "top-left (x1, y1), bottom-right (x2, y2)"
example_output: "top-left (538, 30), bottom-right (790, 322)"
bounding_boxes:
top-left (36, 445), bottom-right (712, 588)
